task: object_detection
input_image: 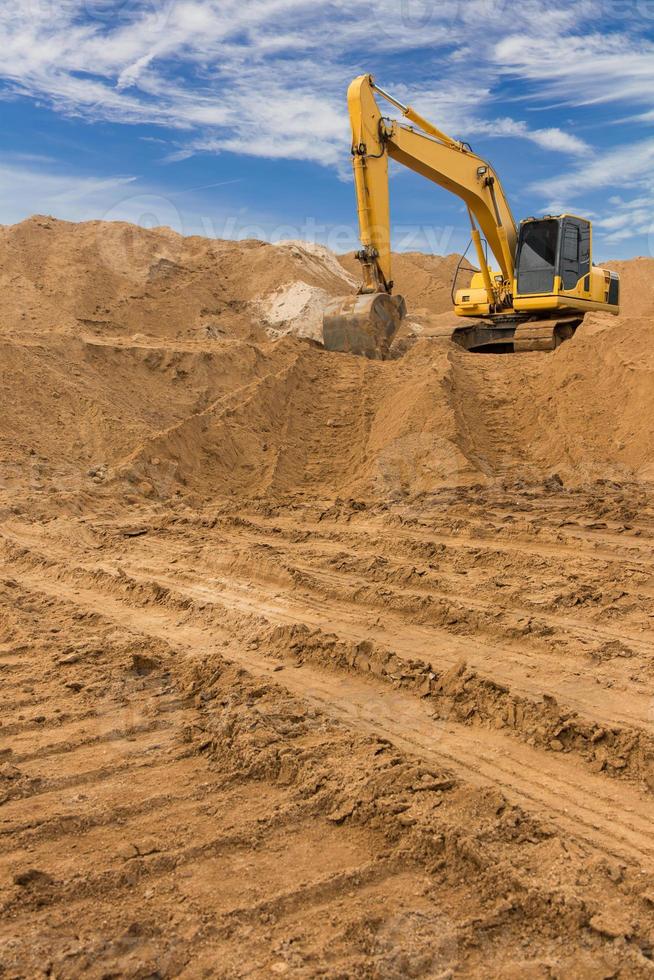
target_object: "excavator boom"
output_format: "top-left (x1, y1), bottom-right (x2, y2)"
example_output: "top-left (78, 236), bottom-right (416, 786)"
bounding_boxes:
top-left (347, 74), bottom-right (517, 293)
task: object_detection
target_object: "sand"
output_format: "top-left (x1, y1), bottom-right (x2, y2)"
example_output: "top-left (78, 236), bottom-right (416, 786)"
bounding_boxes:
top-left (1, 215), bottom-right (654, 978)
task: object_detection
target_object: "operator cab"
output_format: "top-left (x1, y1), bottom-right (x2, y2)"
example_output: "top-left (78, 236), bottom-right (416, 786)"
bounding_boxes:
top-left (516, 216), bottom-right (589, 295)
top-left (513, 215), bottom-right (619, 314)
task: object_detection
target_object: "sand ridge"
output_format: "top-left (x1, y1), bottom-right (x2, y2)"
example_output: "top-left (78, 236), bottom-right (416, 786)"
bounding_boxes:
top-left (1, 215), bottom-right (654, 977)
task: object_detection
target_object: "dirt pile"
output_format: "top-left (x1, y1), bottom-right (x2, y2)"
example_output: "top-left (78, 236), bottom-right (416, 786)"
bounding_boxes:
top-left (2, 216), bottom-right (654, 976)
top-left (507, 312), bottom-right (654, 483)
top-left (0, 216), bottom-right (354, 344)
top-left (1, 217), bottom-right (653, 510)
top-left (604, 256), bottom-right (654, 317)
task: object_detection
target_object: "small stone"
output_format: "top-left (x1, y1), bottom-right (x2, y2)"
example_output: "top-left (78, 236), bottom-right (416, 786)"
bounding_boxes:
top-left (549, 739), bottom-right (564, 752)
top-left (418, 676), bottom-right (433, 697)
top-left (411, 778), bottom-right (455, 793)
top-left (123, 526), bottom-right (149, 538)
top-left (57, 652), bottom-right (82, 665)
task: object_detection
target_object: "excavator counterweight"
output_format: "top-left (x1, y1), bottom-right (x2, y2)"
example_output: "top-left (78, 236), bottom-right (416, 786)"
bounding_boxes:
top-left (323, 75), bottom-right (620, 358)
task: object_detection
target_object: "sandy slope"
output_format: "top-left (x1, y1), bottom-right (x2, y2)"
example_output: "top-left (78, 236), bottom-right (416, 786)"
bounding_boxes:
top-left (1, 216), bottom-right (654, 978)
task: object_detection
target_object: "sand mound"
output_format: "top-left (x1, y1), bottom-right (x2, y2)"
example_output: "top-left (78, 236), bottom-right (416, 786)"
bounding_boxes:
top-left (512, 313), bottom-right (654, 483)
top-left (604, 257), bottom-right (654, 317)
top-left (3, 217), bottom-right (654, 977)
top-left (0, 215), bottom-right (653, 513)
top-left (0, 217), bottom-right (354, 346)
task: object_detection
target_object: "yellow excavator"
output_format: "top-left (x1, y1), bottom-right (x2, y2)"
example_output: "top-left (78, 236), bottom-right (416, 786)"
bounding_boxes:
top-left (324, 75), bottom-right (620, 357)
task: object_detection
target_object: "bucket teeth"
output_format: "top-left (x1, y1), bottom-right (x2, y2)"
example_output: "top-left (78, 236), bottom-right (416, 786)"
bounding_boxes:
top-left (323, 293), bottom-right (407, 360)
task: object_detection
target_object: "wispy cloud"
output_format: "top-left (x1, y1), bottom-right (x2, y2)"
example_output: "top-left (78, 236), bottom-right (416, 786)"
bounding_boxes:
top-left (0, 161), bottom-right (137, 225)
top-left (0, 0), bottom-right (601, 165)
top-left (494, 30), bottom-right (654, 109)
top-left (535, 139), bottom-right (654, 249)
top-left (595, 193), bottom-right (654, 244)
top-left (535, 139), bottom-right (654, 199)
top-left (1, 0), bottom-right (652, 245)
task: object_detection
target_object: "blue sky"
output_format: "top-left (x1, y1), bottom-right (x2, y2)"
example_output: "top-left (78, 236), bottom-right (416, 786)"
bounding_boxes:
top-left (1, 0), bottom-right (653, 260)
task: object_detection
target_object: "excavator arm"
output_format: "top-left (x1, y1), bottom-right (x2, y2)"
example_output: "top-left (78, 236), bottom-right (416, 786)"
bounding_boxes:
top-left (348, 74), bottom-right (517, 304)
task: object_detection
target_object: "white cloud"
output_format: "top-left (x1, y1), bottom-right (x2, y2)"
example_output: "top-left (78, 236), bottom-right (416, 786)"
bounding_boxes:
top-left (0, 0), bottom-right (610, 170)
top-left (523, 128), bottom-right (589, 156)
top-left (535, 139), bottom-right (654, 199)
top-left (493, 30), bottom-right (654, 109)
top-left (590, 192), bottom-right (654, 246)
top-left (535, 140), bottom-right (654, 247)
top-left (0, 0), bottom-right (651, 258)
top-left (0, 162), bottom-right (137, 225)
top-left (464, 116), bottom-right (590, 156)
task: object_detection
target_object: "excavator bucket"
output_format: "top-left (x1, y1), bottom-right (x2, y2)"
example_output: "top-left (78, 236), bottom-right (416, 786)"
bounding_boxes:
top-left (323, 293), bottom-right (407, 360)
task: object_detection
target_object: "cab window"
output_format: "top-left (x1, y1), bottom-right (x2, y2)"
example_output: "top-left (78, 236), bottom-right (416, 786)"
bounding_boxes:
top-left (516, 219), bottom-right (559, 294)
top-left (560, 218), bottom-right (590, 290)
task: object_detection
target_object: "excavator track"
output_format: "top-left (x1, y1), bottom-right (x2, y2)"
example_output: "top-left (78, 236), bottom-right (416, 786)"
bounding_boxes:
top-left (449, 315), bottom-right (582, 354)
top-left (512, 316), bottom-right (581, 352)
